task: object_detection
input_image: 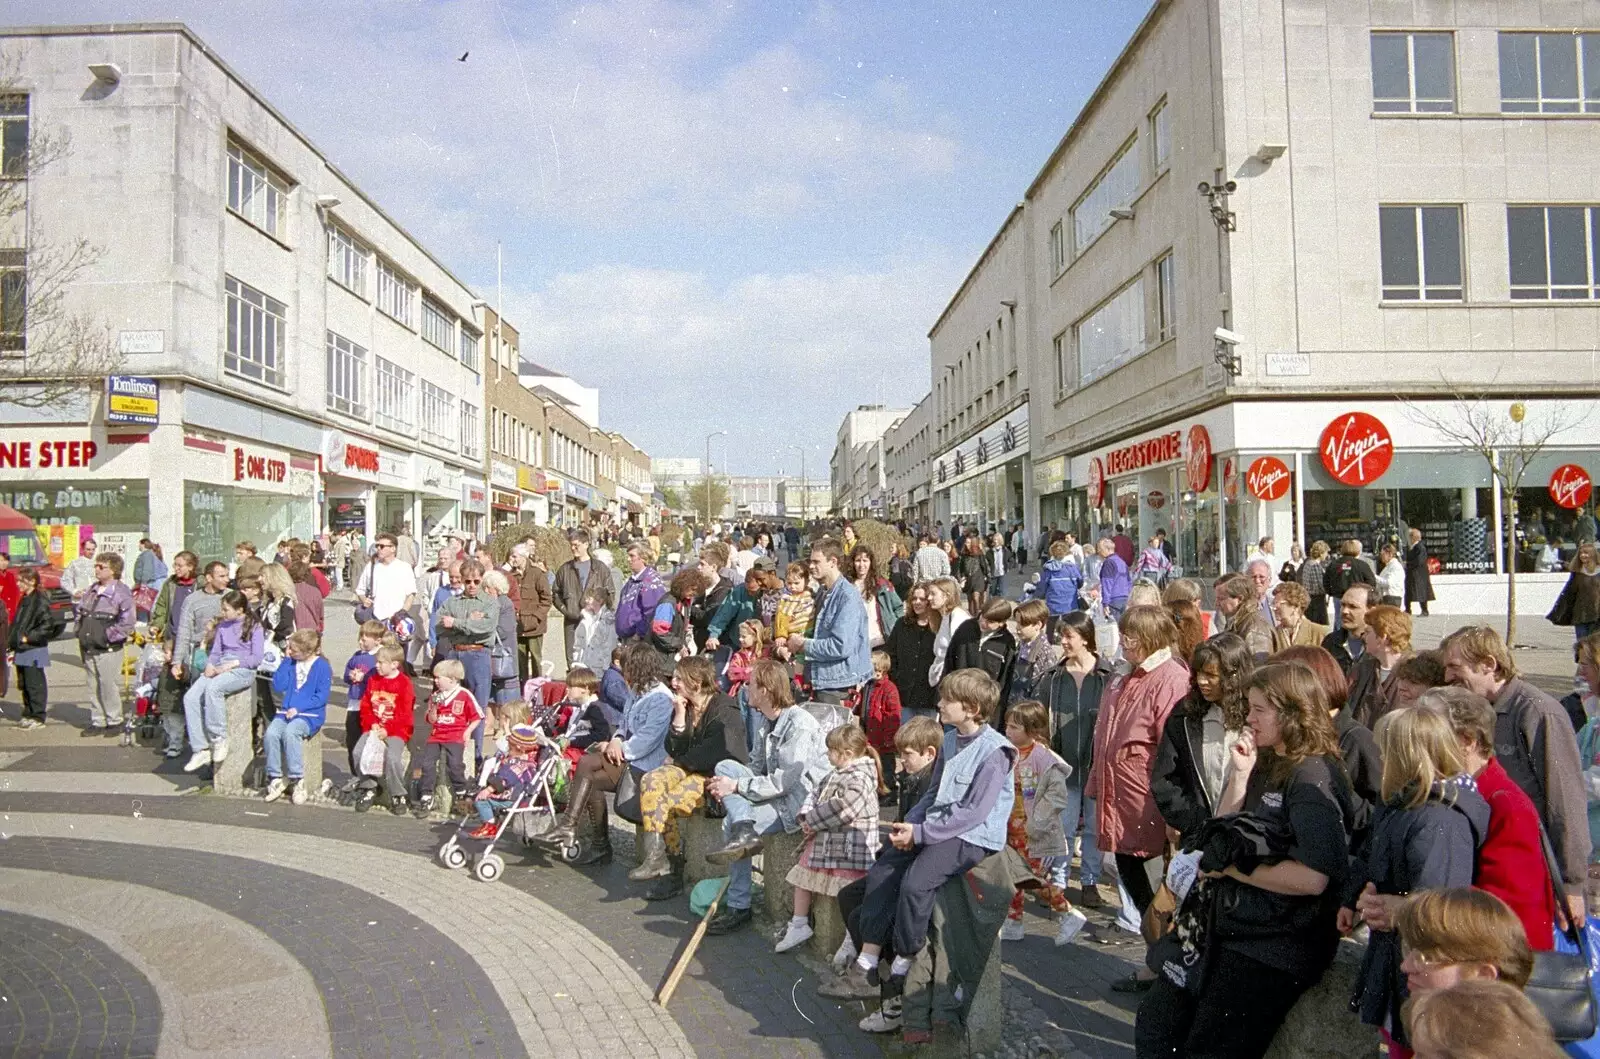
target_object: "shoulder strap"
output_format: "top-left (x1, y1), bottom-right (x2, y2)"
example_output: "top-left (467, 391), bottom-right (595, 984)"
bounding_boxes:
top-left (1538, 822), bottom-right (1585, 950)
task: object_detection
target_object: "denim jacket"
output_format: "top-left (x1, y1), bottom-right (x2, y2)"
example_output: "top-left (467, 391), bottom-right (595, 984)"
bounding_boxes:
top-left (803, 578), bottom-right (872, 692)
top-left (619, 682), bottom-right (674, 772)
top-left (738, 705), bottom-right (831, 833)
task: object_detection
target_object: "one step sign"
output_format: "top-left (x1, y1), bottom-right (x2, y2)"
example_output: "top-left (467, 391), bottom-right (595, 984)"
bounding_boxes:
top-left (106, 376), bottom-right (160, 426)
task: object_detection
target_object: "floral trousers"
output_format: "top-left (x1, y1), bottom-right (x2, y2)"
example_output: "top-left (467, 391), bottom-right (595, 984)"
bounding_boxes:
top-left (1007, 811), bottom-right (1070, 919)
top-left (638, 764), bottom-right (707, 857)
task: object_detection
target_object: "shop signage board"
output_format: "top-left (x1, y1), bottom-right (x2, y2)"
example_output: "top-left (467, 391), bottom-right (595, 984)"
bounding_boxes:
top-left (461, 481), bottom-right (488, 514)
top-left (1147, 490), bottom-right (1167, 509)
top-left (117, 330), bottom-right (164, 354)
top-left (1550, 464), bottom-right (1593, 510)
top-left (0, 439), bottom-right (99, 469)
top-left (233, 446), bottom-right (288, 484)
top-left (1319, 412), bottom-right (1393, 487)
top-left (491, 461), bottom-right (519, 489)
top-left (1264, 352), bottom-right (1311, 377)
top-left (1246, 456), bottom-right (1292, 501)
top-left (1186, 426), bottom-right (1212, 492)
top-left (1086, 457), bottom-right (1105, 506)
top-left (1104, 431), bottom-right (1182, 476)
top-left (1032, 455), bottom-right (1067, 492)
top-left (106, 377), bottom-right (160, 426)
top-left (323, 431), bottom-right (381, 482)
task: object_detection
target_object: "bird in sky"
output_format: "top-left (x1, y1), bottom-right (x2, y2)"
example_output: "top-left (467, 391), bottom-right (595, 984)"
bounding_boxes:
top-left (458, 51), bottom-right (469, 62)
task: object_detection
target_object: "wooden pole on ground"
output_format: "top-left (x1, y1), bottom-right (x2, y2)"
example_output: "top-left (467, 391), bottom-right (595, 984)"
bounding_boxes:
top-left (654, 875), bottom-right (732, 1008)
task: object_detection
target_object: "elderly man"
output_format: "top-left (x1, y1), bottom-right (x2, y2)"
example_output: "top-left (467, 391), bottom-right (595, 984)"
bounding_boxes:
top-left (1246, 558), bottom-right (1277, 627)
top-left (61, 537), bottom-right (98, 603)
top-left (507, 547), bottom-right (552, 681)
top-left (1095, 538), bottom-right (1130, 617)
top-left (615, 542), bottom-right (668, 642)
top-left (436, 558), bottom-right (495, 744)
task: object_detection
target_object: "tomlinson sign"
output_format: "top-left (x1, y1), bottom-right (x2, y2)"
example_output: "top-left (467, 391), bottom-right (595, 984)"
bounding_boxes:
top-left (1319, 412), bottom-right (1393, 487)
top-left (1104, 431), bottom-right (1182, 477)
top-left (1550, 464), bottom-right (1593, 510)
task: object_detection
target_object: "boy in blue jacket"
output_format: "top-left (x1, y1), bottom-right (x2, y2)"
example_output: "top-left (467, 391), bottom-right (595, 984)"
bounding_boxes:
top-left (342, 620), bottom-right (387, 781)
top-left (264, 629), bottom-right (332, 805)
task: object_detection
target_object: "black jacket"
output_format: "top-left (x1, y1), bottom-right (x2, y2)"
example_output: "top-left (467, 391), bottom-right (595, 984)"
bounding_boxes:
top-left (974, 629), bottom-right (1017, 729)
top-left (897, 762), bottom-right (934, 821)
top-left (1334, 710), bottom-right (1382, 815)
top-left (1404, 541), bottom-right (1435, 604)
top-left (944, 617), bottom-right (984, 675)
top-left (666, 693), bottom-right (749, 775)
top-left (1151, 702), bottom-right (1220, 846)
top-left (1039, 657), bottom-right (1115, 779)
top-left (1322, 556), bottom-right (1376, 598)
top-left (8, 590), bottom-right (59, 651)
top-left (691, 577), bottom-right (733, 651)
top-left (1322, 626), bottom-right (1362, 674)
top-left (885, 618), bottom-right (937, 716)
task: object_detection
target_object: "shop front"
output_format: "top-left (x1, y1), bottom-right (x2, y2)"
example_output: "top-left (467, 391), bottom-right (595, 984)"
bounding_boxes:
top-left (321, 429), bottom-right (382, 542)
top-left (180, 434), bottom-right (317, 559)
top-left (490, 460), bottom-right (522, 529)
top-left (517, 466), bottom-right (552, 527)
top-left (460, 479), bottom-right (487, 539)
top-left (0, 428), bottom-right (154, 574)
top-left (932, 406), bottom-right (1031, 536)
top-left (562, 478), bottom-right (599, 528)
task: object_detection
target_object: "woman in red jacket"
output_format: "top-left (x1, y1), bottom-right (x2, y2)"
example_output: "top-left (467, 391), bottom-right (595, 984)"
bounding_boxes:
top-left (1085, 605), bottom-right (1190, 991)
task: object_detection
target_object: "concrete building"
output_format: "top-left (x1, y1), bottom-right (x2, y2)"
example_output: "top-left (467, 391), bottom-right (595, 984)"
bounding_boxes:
top-left (0, 22), bottom-right (491, 558)
top-left (884, 394), bottom-right (934, 520)
top-left (483, 309), bottom-right (553, 529)
top-left (894, 0), bottom-right (1600, 613)
top-left (650, 458), bottom-right (828, 523)
top-left (830, 405), bottom-right (910, 518)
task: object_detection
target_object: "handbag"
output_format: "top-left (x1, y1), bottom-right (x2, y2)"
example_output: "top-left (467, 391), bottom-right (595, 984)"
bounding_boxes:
top-left (1528, 829), bottom-right (1600, 1042)
top-left (489, 617), bottom-right (518, 682)
top-left (257, 639), bottom-right (284, 675)
top-left (613, 765), bottom-right (645, 825)
top-left (1142, 881), bottom-right (1179, 945)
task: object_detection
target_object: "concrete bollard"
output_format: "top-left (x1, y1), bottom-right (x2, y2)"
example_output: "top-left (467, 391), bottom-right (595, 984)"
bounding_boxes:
top-left (213, 684), bottom-right (256, 796)
top-left (679, 810), bottom-right (725, 884)
top-left (809, 893), bottom-right (846, 961)
top-left (759, 828), bottom-right (806, 923)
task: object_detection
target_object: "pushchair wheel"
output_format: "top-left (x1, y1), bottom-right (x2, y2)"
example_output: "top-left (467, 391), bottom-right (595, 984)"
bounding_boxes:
top-left (440, 841), bottom-right (468, 870)
top-left (473, 853), bottom-right (504, 882)
top-left (560, 840), bottom-right (584, 864)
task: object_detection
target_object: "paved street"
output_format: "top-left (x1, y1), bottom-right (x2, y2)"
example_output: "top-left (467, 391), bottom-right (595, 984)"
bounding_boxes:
top-left (0, 586), bottom-right (1581, 1058)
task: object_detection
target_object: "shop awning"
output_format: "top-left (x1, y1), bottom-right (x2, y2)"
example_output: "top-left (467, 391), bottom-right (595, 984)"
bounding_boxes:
top-left (491, 489), bottom-right (521, 511)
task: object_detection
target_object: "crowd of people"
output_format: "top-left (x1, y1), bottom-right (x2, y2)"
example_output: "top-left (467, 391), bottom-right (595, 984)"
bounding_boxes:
top-left (3, 512), bottom-right (1599, 1056)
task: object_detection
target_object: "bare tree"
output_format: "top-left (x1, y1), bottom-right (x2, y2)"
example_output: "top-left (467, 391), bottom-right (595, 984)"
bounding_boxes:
top-left (1403, 382), bottom-right (1590, 645)
top-left (0, 65), bottom-right (121, 410)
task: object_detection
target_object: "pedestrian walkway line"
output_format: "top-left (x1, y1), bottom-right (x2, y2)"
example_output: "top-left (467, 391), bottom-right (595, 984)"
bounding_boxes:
top-left (0, 751), bottom-right (33, 769)
top-left (2, 812), bottom-right (695, 1058)
top-left (0, 771), bottom-right (202, 796)
top-left (0, 868), bottom-right (333, 1059)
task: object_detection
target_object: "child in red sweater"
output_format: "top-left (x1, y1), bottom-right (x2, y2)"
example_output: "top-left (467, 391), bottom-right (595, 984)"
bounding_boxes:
top-left (412, 658), bottom-right (483, 817)
top-left (355, 643), bottom-right (416, 815)
top-left (862, 649), bottom-right (903, 803)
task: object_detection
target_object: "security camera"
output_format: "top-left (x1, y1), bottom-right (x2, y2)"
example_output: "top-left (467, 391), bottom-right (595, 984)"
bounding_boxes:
top-left (1214, 327), bottom-right (1243, 346)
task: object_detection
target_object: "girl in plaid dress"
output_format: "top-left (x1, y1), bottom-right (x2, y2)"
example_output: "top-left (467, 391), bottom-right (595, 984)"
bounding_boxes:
top-left (775, 724), bottom-right (881, 953)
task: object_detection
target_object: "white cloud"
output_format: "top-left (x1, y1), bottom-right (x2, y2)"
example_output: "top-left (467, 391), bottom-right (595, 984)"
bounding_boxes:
top-left (503, 252), bottom-right (963, 470)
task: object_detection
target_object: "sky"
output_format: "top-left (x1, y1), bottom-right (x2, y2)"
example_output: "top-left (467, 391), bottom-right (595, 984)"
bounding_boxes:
top-left (7, 0), bottom-right (1154, 475)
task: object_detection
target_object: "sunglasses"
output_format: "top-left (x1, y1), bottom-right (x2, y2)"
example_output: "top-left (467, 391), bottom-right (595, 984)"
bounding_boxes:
top-left (462, 578), bottom-right (482, 585)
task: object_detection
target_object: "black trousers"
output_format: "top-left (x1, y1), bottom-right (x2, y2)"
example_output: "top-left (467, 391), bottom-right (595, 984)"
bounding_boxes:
top-left (1116, 853), bottom-right (1164, 916)
top-left (345, 707), bottom-right (364, 773)
top-left (1134, 948), bottom-right (1311, 1059)
top-left (858, 838), bottom-right (987, 958)
top-left (17, 664), bottom-right (47, 719)
top-left (414, 741), bottom-right (467, 795)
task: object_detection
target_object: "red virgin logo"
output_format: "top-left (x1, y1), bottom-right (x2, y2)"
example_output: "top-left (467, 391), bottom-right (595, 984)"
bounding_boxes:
top-left (1319, 413), bottom-right (1393, 487)
top-left (1550, 464), bottom-right (1592, 510)
top-left (1246, 456), bottom-right (1291, 501)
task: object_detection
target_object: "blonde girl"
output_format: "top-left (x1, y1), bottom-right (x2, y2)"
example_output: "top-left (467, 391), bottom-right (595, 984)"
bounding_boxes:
top-left (725, 618), bottom-right (769, 695)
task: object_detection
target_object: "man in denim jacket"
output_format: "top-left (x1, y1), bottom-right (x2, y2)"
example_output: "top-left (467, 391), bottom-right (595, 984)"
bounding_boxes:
top-left (787, 537), bottom-right (871, 704)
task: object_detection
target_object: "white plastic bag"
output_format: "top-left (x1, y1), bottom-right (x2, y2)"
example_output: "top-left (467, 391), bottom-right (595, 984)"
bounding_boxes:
top-left (355, 732), bottom-right (386, 778)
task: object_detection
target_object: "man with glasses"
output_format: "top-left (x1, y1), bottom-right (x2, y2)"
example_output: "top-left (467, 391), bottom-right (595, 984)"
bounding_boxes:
top-left (786, 536), bottom-right (870, 705)
top-left (75, 551), bottom-right (135, 734)
top-left (436, 559), bottom-right (494, 751)
top-left (356, 533), bottom-right (417, 623)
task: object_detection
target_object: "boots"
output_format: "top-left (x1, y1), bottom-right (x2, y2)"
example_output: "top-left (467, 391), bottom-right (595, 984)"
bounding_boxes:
top-left (629, 831), bottom-right (672, 881)
top-left (570, 804), bottom-right (613, 866)
top-left (706, 820), bottom-right (765, 866)
top-left (540, 772), bottom-right (593, 850)
top-left (644, 855), bottom-right (685, 902)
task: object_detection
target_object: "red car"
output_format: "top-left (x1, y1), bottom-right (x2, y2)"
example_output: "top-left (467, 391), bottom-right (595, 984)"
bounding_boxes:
top-left (0, 503), bottom-right (74, 630)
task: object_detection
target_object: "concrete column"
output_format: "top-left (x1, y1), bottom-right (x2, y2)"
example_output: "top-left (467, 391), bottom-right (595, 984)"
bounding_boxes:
top-left (1293, 451), bottom-right (1306, 548)
top-left (1461, 486), bottom-right (1478, 519)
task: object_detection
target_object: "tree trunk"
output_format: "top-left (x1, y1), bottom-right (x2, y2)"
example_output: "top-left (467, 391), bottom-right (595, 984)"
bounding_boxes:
top-left (1504, 477), bottom-right (1519, 646)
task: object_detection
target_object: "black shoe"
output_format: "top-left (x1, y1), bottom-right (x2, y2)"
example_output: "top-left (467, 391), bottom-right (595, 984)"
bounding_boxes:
top-left (570, 840), bottom-right (612, 867)
top-left (706, 821), bottom-right (765, 866)
top-left (644, 871), bottom-right (685, 902)
top-left (1111, 973), bottom-right (1155, 994)
top-left (389, 796), bottom-right (409, 816)
top-left (354, 788), bottom-right (377, 813)
top-left (413, 796), bottom-right (435, 820)
top-left (705, 905), bottom-right (753, 935)
top-left (81, 725), bottom-right (106, 738)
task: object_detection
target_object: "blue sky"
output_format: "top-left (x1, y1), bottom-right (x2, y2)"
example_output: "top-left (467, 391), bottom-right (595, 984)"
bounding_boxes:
top-left (8, 0), bottom-right (1153, 474)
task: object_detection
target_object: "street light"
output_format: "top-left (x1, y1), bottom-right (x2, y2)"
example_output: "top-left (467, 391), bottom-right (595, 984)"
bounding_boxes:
top-left (705, 430), bottom-right (727, 526)
top-left (788, 444), bottom-right (814, 526)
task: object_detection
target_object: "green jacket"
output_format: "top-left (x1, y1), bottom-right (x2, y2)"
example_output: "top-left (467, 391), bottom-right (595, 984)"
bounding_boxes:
top-left (437, 591), bottom-right (495, 647)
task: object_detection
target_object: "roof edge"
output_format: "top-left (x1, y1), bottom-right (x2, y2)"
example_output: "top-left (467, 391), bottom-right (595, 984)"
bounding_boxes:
top-left (927, 203), bottom-right (1025, 340)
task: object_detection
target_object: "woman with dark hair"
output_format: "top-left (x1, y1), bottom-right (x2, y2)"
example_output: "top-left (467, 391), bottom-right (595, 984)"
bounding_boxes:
top-left (884, 583), bottom-right (938, 723)
top-left (1150, 633), bottom-right (1253, 847)
top-left (1276, 644), bottom-right (1382, 813)
top-left (9, 568), bottom-right (59, 728)
top-left (1135, 663), bottom-right (1359, 1059)
top-left (847, 544), bottom-right (904, 649)
top-left (649, 567), bottom-right (711, 662)
top-left (1039, 610), bottom-right (1114, 904)
top-left (958, 535), bottom-right (991, 614)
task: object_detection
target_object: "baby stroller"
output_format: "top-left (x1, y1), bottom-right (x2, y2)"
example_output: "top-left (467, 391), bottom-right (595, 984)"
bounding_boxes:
top-left (436, 721), bottom-right (578, 881)
top-left (128, 634), bottom-right (166, 748)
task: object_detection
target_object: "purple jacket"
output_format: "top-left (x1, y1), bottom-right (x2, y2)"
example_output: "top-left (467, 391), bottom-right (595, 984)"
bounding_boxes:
top-left (615, 568), bottom-right (667, 640)
top-left (208, 617), bottom-right (266, 670)
top-left (1098, 554), bottom-right (1132, 607)
top-left (76, 580), bottom-right (136, 646)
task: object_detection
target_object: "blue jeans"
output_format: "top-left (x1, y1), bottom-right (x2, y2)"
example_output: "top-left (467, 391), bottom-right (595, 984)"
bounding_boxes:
top-left (457, 648), bottom-right (491, 758)
top-left (737, 687), bottom-right (763, 758)
top-left (714, 760), bottom-right (785, 911)
top-left (476, 797), bottom-right (514, 823)
top-left (1052, 786), bottom-right (1100, 888)
top-left (183, 667), bottom-right (256, 750)
top-left (1578, 624), bottom-right (1595, 643)
top-left (264, 716), bottom-right (312, 780)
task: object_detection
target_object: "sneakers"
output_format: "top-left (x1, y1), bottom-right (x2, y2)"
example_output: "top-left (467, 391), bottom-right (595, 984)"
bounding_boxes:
top-left (163, 747), bottom-right (182, 759)
top-left (831, 937), bottom-right (858, 973)
top-left (774, 919), bottom-right (814, 953)
top-left (263, 778), bottom-right (287, 802)
top-left (388, 796), bottom-right (408, 817)
top-left (17, 717), bottom-right (42, 730)
top-left (466, 821), bottom-right (497, 839)
top-left (182, 748), bottom-right (213, 773)
top-left (412, 795), bottom-right (435, 819)
top-left (290, 782), bottom-right (307, 806)
top-left (210, 739), bottom-right (229, 764)
top-left (354, 788), bottom-right (377, 813)
top-left (1054, 908), bottom-right (1088, 947)
top-left (858, 1003), bottom-right (903, 1034)
top-left (1000, 918), bottom-right (1026, 942)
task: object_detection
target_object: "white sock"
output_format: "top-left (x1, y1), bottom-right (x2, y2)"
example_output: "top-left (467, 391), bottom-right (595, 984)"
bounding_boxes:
top-left (856, 953), bottom-right (879, 972)
top-left (889, 955), bottom-right (912, 977)
top-left (790, 915), bottom-right (809, 927)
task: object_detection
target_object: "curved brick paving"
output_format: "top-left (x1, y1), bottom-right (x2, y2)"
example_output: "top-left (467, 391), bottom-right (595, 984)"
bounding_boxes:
top-left (0, 814), bottom-right (695, 1059)
top-left (0, 909), bottom-right (164, 1058)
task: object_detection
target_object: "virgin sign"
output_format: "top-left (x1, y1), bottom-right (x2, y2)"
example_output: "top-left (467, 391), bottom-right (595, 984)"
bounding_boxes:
top-left (1086, 457), bottom-right (1105, 507)
top-left (1550, 464), bottom-right (1593, 510)
top-left (1186, 425), bottom-right (1212, 492)
top-left (1319, 412), bottom-right (1393, 487)
top-left (1246, 456), bottom-right (1292, 501)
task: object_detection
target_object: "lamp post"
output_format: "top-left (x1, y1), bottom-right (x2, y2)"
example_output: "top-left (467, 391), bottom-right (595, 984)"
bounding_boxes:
top-left (704, 430), bottom-right (727, 527)
top-left (788, 444), bottom-right (812, 526)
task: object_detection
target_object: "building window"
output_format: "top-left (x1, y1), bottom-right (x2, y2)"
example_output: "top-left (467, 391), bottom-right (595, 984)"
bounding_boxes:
top-left (226, 141), bottom-right (290, 239)
top-left (421, 296), bottom-right (454, 353)
top-left (0, 95), bottom-right (28, 178)
top-left (0, 249), bottom-right (22, 352)
top-left (1379, 205), bottom-right (1463, 301)
top-left (374, 356), bottom-right (416, 434)
top-left (224, 276), bottom-right (286, 388)
top-left (1508, 205), bottom-right (1598, 300)
top-left (1073, 278), bottom-right (1146, 388)
top-left (420, 379), bottom-right (455, 448)
top-left (376, 259), bottom-right (414, 327)
top-left (1371, 31), bottom-right (1456, 113)
top-left (1500, 32), bottom-right (1600, 114)
top-left (1049, 221), bottom-right (1065, 276)
top-left (1149, 98), bottom-right (1170, 171)
top-left (459, 400), bottom-right (481, 459)
top-left (1071, 137), bottom-right (1140, 257)
top-left (1155, 252), bottom-right (1177, 341)
top-left (459, 327), bottom-right (480, 373)
top-left (1052, 330), bottom-right (1068, 392)
top-left (324, 331), bottom-right (368, 418)
top-left (327, 226), bottom-right (368, 297)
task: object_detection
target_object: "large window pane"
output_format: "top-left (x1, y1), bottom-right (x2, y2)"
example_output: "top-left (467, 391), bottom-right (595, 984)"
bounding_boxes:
top-left (1380, 206), bottom-right (1420, 296)
top-left (1371, 34), bottom-right (1412, 110)
top-left (1421, 207), bottom-right (1462, 294)
top-left (1500, 33), bottom-right (1539, 110)
top-left (1413, 33), bottom-right (1456, 111)
top-left (1508, 208), bottom-right (1549, 293)
top-left (1074, 279), bottom-right (1145, 387)
top-left (1548, 207), bottom-right (1590, 295)
top-left (1540, 33), bottom-right (1581, 111)
top-left (1586, 35), bottom-right (1600, 107)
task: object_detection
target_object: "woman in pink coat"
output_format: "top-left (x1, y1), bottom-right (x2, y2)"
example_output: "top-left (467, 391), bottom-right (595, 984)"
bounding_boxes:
top-left (1085, 604), bottom-right (1189, 991)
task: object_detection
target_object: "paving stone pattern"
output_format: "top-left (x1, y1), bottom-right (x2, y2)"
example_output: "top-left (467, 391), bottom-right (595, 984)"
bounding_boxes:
top-left (0, 837), bottom-right (524, 1059)
top-left (0, 909), bottom-right (164, 1059)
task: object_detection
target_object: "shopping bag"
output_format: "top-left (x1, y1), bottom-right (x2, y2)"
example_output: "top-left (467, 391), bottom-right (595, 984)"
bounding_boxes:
top-left (355, 732), bottom-right (387, 778)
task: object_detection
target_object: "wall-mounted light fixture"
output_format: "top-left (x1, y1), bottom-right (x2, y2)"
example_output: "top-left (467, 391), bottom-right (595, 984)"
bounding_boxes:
top-left (88, 63), bottom-right (122, 85)
top-left (1109, 207), bottom-right (1136, 221)
top-left (315, 194), bottom-right (341, 210)
top-left (1253, 143), bottom-right (1288, 164)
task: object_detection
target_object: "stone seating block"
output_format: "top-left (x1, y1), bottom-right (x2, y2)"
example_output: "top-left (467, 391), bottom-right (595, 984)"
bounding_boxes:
top-left (213, 685), bottom-right (257, 796)
top-left (1265, 940), bottom-right (1377, 1059)
top-left (809, 892), bottom-right (846, 961)
top-left (679, 810), bottom-right (726, 884)
top-left (759, 828), bottom-right (806, 923)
